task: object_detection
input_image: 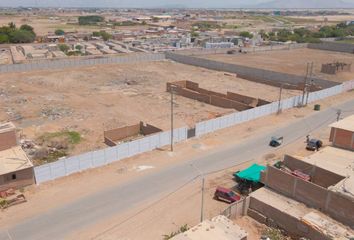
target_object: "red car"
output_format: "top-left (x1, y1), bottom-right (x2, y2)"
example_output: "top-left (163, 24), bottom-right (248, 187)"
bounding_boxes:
top-left (214, 187), bottom-right (241, 203)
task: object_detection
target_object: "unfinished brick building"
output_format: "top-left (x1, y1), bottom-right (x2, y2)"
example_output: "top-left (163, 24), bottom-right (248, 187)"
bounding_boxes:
top-left (321, 62), bottom-right (351, 75)
top-left (167, 80), bottom-right (270, 111)
top-left (104, 121), bottom-right (162, 146)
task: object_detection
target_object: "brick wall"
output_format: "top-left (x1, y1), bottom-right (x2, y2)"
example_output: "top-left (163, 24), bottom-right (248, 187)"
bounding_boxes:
top-left (0, 167), bottom-right (35, 191)
top-left (330, 128), bottom-right (354, 151)
top-left (0, 130), bottom-right (17, 151)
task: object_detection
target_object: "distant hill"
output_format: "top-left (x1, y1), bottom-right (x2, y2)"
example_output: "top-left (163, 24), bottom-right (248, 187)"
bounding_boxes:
top-left (254, 0), bottom-right (354, 8)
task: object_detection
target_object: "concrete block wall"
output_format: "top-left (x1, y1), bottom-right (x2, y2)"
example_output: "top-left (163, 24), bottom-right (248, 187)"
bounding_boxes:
top-left (0, 53), bottom-right (166, 73)
top-left (248, 195), bottom-right (332, 240)
top-left (104, 122), bottom-right (162, 146)
top-left (165, 52), bottom-right (339, 90)
top-left (262, 165), bottom-right (354, 228)
top-left (104, 124), bottom-right (140, 144)
top-left (167, 80), bottom-right (266, 111)
top-left (283, 155), bottom-right (344, 188)
top-left (326, 192), bottom-right (354, 228)
top-left (308, 42), bottom-right (354, 54)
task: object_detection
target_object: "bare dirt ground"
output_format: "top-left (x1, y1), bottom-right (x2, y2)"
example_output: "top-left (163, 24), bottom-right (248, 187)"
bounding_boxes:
top-left (0, 60), bottom-right (301, 156)
top-left (0, 15), bottom-right (150, 36)
top-left (1, 90), bottom-right (352, 240)
top-left (202, 48), bottom-right (354, 82)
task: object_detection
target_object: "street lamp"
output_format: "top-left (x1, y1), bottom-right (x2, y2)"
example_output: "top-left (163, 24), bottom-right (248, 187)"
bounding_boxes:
top-left (190, 163), bottom-right (205, 223)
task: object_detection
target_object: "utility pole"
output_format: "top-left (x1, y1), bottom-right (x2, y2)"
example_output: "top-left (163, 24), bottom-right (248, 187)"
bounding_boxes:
top-left (200, 177), bottom-right (205, 222)
top-left (277, 83), bottom-right (283, 114)
top-left (336, 109), bottom-right (342, 121)
top-left (190, 164), bottom-right (205, 222)
top-left (302, 63), bottom-right (309, 106)
top-left (170, 85), bottom-right (175, 152)
top-left (305, 62), bottom-right (314, 106)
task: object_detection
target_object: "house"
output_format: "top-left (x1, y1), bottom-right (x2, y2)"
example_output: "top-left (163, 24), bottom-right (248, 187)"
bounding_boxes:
top-left (171, 215), bottom-right (247, 240)
top-left (0, 122), bottom-right (34, 191)
top-left (329, 114), bottom-right (354, 150)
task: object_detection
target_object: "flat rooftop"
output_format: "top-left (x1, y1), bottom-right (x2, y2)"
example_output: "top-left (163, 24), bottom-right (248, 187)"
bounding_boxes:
top-left (251, 188), bottom-right (354, 239)
top-left (0, 146), bottom-right (33, 175)
top-left (329, 114), bottom-right (354, 132)
top-left (172, 215), bottom-right (247, 240)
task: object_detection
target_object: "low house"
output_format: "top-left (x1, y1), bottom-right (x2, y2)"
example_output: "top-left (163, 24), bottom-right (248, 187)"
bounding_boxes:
top-left (0, 122), bottom-right (34, 191)
top-left (329, 114), bottom-right (354, 150)
top-left (171, 215), bottom-right (247, 240)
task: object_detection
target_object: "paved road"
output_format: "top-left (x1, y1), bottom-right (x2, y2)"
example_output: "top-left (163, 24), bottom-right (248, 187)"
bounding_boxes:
top-left (1, 99), bottom-right (353, 240)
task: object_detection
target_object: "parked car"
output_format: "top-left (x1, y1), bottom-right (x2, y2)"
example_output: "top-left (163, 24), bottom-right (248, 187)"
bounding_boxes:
top-left (306, 139), bottom-right (323, 151)
top-left (214, 187), bottom-right (241, 203)
top-left (269, 136), bottom-right (283, 147)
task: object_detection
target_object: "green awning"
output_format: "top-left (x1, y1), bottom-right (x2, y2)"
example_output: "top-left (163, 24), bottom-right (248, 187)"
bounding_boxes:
top-left (234, 164), bottom-right (266, 182)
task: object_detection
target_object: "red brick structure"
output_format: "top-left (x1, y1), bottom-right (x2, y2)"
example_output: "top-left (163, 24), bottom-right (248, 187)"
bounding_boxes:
top-left (0, 122), bottom-right (17, 151)
top-left (329, 115), bottom-right (354, 151)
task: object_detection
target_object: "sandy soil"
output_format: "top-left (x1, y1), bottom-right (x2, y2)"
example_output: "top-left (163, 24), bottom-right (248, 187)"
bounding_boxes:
top-left (1, 90), bottom-right (352, 240)
top-left (0, 15), bottom-right (150, 36)
top-left (202, 48), bottom-right (354, 82)
top-left (0, 60), bottom-right (301, 156)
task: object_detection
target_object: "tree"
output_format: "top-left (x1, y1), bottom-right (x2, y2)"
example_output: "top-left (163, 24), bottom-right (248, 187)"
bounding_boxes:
top-left (100, 31), bottom-right (112, 41)
top-left (8, 22), bottom-right (16, 30)
top-left (9, 30), bottom-right (35, 43)
top-left (58, 44), bottom-right (70, 53)
top-left (78, 15), bottom-right (104, 25)
top-left (239, 31), bottom-right (254, 39)
top-left (55, 29), bottom-right (65, 36)
top-left (20, 24), bottom-right (34, 33)
top-left (75, 45), bottom-right (83, 51)
top-left (0, 34), bottom-right (9, 43)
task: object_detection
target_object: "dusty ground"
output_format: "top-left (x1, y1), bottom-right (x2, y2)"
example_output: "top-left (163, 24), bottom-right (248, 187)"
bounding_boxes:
top-left (1, 90), bottom-right (352, 240)
top-left (0, 15), bottom-right (150, 36)
top-left (0, 60), bottom-right (301, 156)
top-left (202, 48), bottom-right (354, 82)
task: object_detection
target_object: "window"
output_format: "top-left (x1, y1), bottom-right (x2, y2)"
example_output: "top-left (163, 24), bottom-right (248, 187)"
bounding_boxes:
top-left (12, 174), bottom-right (16, 180)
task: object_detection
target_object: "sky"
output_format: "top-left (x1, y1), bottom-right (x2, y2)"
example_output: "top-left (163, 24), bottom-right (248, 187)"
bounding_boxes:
top-left (0, 0), bottom-right (354, 8)
top-left (0, 0), bottom-right (276, 8)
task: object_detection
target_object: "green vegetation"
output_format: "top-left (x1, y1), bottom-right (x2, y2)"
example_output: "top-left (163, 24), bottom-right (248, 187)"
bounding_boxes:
top-left (192, 21), bottom-right (222, 31)
top-left (35, 131), bottom-right (82, 163)
top-left (92, 31), bottom-right (112, 41)
top-left (262, 228), bottom-right (291, 240)
top-left (75, 45), bottom-right (83, 51)
top-left (58, 44), bottom-right (70, 53)
top-left (263, 22), bottom-right (354, 43)
top-left (114, 21), bottom-right (145, 26)
top-left (191, 30), bottom-right (199, 38)
top-left (239, 31), bottom-right (254, 38)
top-left (39, 131), bottom-right (82, 144)
top-left (0, 22), bottom-right (36, 43)
top-left (337, 38), bottom-right (354, 44)
top-left (78, 15), bottom-right (104, 25)
top-left (162, 224), bottom-right (189, 240)
top-left (55, 29), bottom-right (65, 35)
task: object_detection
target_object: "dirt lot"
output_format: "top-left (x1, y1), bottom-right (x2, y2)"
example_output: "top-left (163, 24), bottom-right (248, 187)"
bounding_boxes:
top-left (0, 60), bottom-right (301, 156)
top-left (202, 48), bottom-right (354, 83)
top-left (0, 15), bottom-right (150, 36)
top-left (1, 90), bottom-right (352, 240)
